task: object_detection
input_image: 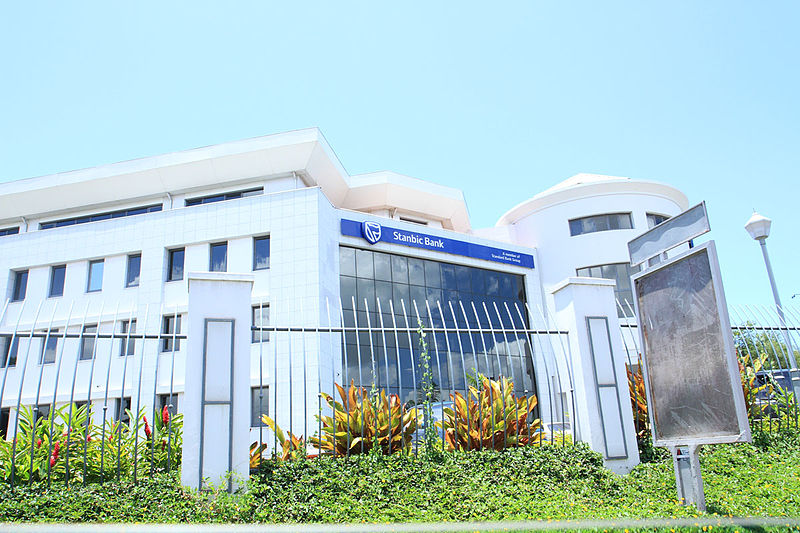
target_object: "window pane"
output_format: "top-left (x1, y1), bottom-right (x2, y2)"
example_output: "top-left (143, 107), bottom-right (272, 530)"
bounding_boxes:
top-left (87, 260), bottom-right (104, 292)
top-left (126, 254), bottom-right (141, 287)
top-left (339, 247), bottom-right (355, 277)
top-left (356, 249), bottom-right (374, 279)
top-left (40, 330), bottom-right (58, 364)
top-left (251, 386), bottom-right (269, 427)
top-left (12, 271), bottom-right (27, 301)
top-left (49, 265), bottom-right (66, 297)
top-left (120, 320), bottom-right (136, 356)
top-left (168, 249), bottom-right (184, 281)
top-left (1, 336), bottom-right (18, 367)
top-left (253, 237), bottom-right (270, 270)
top-left (373, 252), bottom-right (392, 282)
top-left (210, 242), bottom-right (227, 272)
top-left (80, 325), bottom-right (97, 360)
top-left (252, 305), bottom-right (269, 343)
top-left (162, 315), bottom-right (182, 352)
top-left (115, 397), bottom-right (131, 423)
top-left (158, 394), bottom-right (179, 417)
top-left (570, 213), bottom-right (632, 236)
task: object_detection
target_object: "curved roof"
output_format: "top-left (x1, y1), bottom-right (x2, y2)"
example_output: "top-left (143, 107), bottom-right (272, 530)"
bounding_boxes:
top-left (496, 173), bottom-right (689, 227)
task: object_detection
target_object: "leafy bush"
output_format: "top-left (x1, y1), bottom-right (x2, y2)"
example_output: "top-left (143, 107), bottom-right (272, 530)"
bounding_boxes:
top-left (0, 403), bottom-right (182, 484)
top-left (310, 381), bottom-right (420, 456)
top-left (1, 429), bottom-right (799, 523)
top-left (436, 376), bottom-right (543, 451)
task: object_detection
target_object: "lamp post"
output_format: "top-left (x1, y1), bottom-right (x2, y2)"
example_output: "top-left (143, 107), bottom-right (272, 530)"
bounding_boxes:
top-left (745, 212), bottom-right (799, 382)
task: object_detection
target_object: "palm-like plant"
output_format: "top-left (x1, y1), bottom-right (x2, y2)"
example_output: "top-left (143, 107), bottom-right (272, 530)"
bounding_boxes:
top-left (436, 376), bottom-right (543, 451)
top-left (310, 381), bottom-right (420, 456)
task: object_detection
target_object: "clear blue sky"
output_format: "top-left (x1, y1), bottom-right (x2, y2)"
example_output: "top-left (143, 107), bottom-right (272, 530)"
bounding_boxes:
top-left (1, 2), bottom-right (798, 308)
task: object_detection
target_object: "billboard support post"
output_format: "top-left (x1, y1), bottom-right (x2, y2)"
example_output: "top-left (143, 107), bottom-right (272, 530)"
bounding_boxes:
top-left (628, 202), bottom-right (750, 512)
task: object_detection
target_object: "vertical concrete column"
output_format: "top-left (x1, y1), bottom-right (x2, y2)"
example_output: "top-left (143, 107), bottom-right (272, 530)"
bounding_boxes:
top-left (551, 277), bottom-right (640, 474)
top-left (182, 273), bottom-right (254, 492)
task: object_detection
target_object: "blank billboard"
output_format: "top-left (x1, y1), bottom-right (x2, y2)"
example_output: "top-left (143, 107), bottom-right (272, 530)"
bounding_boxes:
top-left (633, 243), bottom-right (748, 445)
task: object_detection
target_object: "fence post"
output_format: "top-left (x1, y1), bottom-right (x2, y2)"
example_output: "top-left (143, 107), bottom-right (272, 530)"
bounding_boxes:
top-left (551, 277), bottom-right (640, 474)
top-left (182, 273), bottom-right (254, 492)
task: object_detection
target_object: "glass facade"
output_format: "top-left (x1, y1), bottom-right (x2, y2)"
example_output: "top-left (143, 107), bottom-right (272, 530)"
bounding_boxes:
top-left (576, 262), bottom-right (640, 317)
top-left (339, 246), bottom-right (535, 405)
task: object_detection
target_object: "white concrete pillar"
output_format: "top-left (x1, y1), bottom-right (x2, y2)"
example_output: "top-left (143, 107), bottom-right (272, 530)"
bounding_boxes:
top-left (551, 277), bottom-right (640, 474)
top-left (182, 273), bottom-right (254, 492)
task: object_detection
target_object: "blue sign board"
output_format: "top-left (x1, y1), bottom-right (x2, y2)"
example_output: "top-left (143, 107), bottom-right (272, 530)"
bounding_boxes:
top-left (340, 219), bottom-right (534, 269)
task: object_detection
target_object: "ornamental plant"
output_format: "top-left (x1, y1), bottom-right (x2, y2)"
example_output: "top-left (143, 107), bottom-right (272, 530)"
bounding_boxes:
top-left (259, 415), bottom-right (308, 461)
top-left (436, 376), bottom-right (543, 451)
top-left (0, 402), bottom-right (182, 485)
top-left (309, 381), bottom-right (420, 456)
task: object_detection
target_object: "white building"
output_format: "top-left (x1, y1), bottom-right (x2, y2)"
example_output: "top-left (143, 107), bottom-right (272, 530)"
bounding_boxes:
top-left (0, 128), bottom-right (687, 474)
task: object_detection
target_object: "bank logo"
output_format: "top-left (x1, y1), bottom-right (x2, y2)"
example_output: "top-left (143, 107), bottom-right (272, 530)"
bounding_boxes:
top-left (361, 221), bottom-right (382, 244)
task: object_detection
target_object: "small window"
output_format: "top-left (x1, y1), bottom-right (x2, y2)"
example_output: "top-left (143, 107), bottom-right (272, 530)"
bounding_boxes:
top-left (126, 254), bottom-right (141, 288)
top-left (114, 397), bottom-right (131, 424)
top-left (0, 408), bottom-right (9, 438)
top-left (251, 386), bottom-right (269, 427)
top-left (1, 335), bottom-right (19, 367)
top-left (209, 242), bottom-right (228, 272)
top-left (252, 305), bottom-right (270, 343)
top-left (162, 315), bottom-right (182, 352)
top-left (647, 213), bottom-right (670, 229)
top-left (0, 227), bottom-right (19, 237)
top-left (399, 216), bottom-right (428, 226)
top-left (253, 236), bottom-right (270, 270)
top-left (49, 265), bottom-right (66, 297)
top-left (87, 260), bottom-right (104, 292)
top-left (11, 270), bottom-right (27, 302)
top-left (120, 319), bottom-right (136, 356)
top-left (157, 393), bottom-right (179, 418)
top-left (167, 248), bottom-right (185, 282)
top-left (40, 329), bottom-right (59, 364)
top-left (569, 213), bottom-right (633, 236)
top-left (79, 325), bottom-right (98, 360)
top-left (34, 404), bottom-right (51, 423)
top-left (185, 187), bottom-right (263, 207)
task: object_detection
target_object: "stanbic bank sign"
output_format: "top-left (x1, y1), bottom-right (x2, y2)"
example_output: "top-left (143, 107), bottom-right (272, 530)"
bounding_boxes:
top-left (340, 219), bottom-right (534, 269)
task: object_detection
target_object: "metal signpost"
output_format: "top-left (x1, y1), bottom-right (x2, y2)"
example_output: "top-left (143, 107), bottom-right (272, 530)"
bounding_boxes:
top-left (627, 202), bottom-right (751, 511)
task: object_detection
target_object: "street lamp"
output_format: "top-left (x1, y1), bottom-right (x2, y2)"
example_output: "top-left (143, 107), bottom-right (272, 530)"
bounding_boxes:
top-left (745, 212), bottom-right (799, 376)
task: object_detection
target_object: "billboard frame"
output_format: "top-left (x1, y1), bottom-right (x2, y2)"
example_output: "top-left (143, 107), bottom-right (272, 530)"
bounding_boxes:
top-left (631, 240), bottom-right (751, 448)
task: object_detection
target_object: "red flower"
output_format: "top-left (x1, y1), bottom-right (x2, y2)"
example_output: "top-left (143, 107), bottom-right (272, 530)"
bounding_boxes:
top-left (143, 416), bottom-right (152, 438)
top-left (109, 434), bottom-right (114, 442)
top-left (162, 405), bottom-right (170, 425)
top-left (161, 439), bottom-right (166, 451)
top-left (86, 435), bottom-right (92, 442)
top-left (36, 438), bottom-right (42, 449)
top-left (50, 441), bottom-right (60, 467)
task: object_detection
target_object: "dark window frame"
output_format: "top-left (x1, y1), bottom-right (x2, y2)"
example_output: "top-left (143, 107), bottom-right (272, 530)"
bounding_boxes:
top-left (646, 212), bottom-right (670, 229)
top-left (568, 212), bottom-right (633, 236)
top-left (86, 260), bottom-right (104, 293)
top-left (39, 329), bottom-right (59, 365)
top-left (49, 265), bottom-right (66, 298)
top-left (126, 253), bottom-right (142, 288)
top-left (185, 187), bottom-right (263, 207)
top-left (209, 242), bottom-right (228, 272)
top-left (0, 227), bottom-right (19, 237)
top-left (79, 324), bottom-right (98, 361)
top-left (39, 204), bottom-right (162, 230)
top-left (252, 304), bottom-right (270, 343)
top-left (1, 335), bottom-right (19, 368)
top-left (120, 319), bottom-right (136, 356)
top-left (167, 248), bottom-right (185, 282)
top-left (11, 270), bottom-right (28, 302)
top-left (251, 385), bottom-right (269, 427)
top-left (161, 315), bottom-right (182, 352)
top-left (253, 235), bottom-right (270, 271)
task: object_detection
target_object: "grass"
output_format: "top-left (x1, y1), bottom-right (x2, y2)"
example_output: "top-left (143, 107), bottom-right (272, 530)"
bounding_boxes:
top-left (0, 428), bottom-right (797, 526)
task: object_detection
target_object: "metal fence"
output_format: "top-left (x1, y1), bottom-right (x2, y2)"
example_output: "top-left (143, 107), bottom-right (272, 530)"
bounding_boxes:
top-left (248, 297), bottom-right (576, 466)
top-left (616, 299), bottom-right (800, 438)
top-left (0, 295), bottom-right (577, 487)
top-left (0, 299), bottom-right (186, 488)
